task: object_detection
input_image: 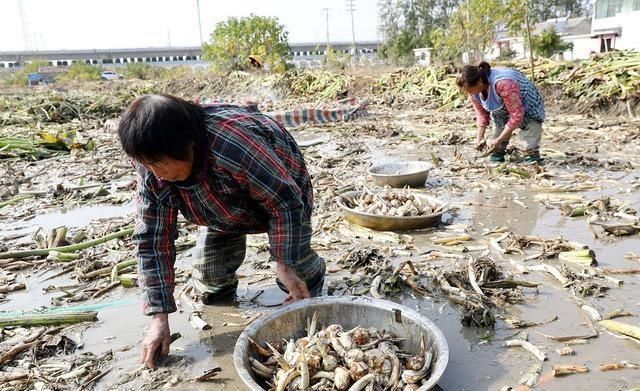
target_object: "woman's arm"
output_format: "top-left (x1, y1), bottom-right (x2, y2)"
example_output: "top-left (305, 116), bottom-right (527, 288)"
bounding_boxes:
top-left (494, 79), bottom-right (524, 141)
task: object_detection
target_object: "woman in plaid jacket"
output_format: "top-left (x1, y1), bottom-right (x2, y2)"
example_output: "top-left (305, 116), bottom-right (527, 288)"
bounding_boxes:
top-left (117, 93), bottom-right (325, 369)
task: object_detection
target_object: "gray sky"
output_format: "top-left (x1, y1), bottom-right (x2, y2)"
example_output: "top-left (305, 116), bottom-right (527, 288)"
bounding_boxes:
top-left (0, 0), bottom-right (381, 51)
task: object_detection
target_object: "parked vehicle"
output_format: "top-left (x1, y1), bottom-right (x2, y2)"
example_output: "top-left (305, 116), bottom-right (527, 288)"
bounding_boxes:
top-left (27, 72), bottom-right (55, 86)
top-left (101, 71), bottom-right (124, 80)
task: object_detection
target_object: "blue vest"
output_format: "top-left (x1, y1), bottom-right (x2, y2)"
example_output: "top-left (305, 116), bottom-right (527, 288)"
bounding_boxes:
top-left (474, 67), bottom-right (545, 124)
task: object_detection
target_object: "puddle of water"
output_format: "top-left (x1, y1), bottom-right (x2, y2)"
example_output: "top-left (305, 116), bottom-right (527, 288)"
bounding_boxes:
top-left (27, 203), bottom-right (134, 230)
top-left (0, 202), bottom-right (134, 243)
top-left (403, 182), bottom-right (640, 390)
top-left (0, 258), bottom-right (254, 390)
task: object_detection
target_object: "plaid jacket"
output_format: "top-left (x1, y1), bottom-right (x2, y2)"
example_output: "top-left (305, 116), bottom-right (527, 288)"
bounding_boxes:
top-left (133, 104), bottom-right (313, 315)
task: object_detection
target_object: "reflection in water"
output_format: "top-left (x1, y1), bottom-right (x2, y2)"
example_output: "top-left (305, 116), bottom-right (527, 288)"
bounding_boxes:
top-left (1, 202), bottom-right (134, 237)
top-left (470, 190), bottom-right (541, 236)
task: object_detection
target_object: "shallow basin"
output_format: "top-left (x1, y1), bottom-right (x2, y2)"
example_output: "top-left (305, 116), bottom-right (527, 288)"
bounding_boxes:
top-left (234, 296), bottom-right (449, 390)
top-left (337, 190), bottom-right (448, 231)
top-left (368, 161), bottom-right (433, 188)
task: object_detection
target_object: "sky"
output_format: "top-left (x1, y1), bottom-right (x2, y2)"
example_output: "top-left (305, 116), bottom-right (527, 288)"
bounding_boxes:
top-left (0, 0), bottom-right (381, 51)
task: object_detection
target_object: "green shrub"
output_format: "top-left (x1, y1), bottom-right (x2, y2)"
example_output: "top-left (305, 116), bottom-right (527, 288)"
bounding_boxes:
top-left (496, 48), bottom-right (518, 61)
top-left (532, 27), bottom-right (574, 58)
top-left (124, 63), bottom-right (167, 80)
top-left (162, 65), bottom-right (194, 80)
top-left (58, 63), bottom-right (103, 81)
top-left (324, 46), bottom-right (351, 70)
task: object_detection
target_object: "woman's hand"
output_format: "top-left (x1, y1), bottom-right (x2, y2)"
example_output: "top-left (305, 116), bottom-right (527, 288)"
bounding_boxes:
top-left (488, 137), bottom-right (502, 150)
top-left (489, 128), bottom-right (513, 150)
top-left (141, 313), bottom-right (171, 369)
top-left (276, 263), bottom-right (310, 304)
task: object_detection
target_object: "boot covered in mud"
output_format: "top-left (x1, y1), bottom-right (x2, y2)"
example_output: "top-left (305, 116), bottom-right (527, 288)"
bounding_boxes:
top-left (489, 152), bottom-right (506, 162)
top-left (523, 150), bottom-right (542, 165)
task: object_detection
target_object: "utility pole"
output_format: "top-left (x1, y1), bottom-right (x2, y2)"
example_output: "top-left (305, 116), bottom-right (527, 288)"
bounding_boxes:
top-left (346, 0), bottom-right (357, 64)
top-left (196, 0), bottom-right (204, 44)
top-left (323, 8), bottom-right (330, 49)
top-left (17, 0), bottom-right (32, 51)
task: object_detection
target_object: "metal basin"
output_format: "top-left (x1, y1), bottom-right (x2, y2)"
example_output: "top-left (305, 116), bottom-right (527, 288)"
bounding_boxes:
top-left (234, 296), bottom-right (449, 390)
top-left (368, 161), bottom-right (433, 188)
top-left (337, 190), bottom-right (448, 231)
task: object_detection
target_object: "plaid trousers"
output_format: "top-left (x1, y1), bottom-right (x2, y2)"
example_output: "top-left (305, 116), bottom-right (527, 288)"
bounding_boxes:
top-left (190, 222), bottom-right (325, 296)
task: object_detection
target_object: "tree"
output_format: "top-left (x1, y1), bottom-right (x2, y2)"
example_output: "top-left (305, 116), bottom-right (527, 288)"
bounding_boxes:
top-left (532, 27), bottom-right (573, 58)
top-left (429, 27), bottom-right (463, 63)
top-left (202, 15), bottom-right (291, 73)
top-left (530, 0), bottom-right (590, 22)
top-left (378, 0), bottom-right (588, 64)
top-left (439, 0), bottom-right (507, 63)
top-left (378, 0), bottom-right (460, 64)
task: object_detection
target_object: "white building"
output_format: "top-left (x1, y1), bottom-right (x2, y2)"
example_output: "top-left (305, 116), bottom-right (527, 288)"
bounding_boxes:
top-left (489, 29), bottom-right (526, 61)
top-left (413, 48), bottom-right (432, 66)
top-left (489, 16), bottom-right (596, 60)
top-left (592, 0), bottom-right (640, 51)
top-left (537, 16), bottom-right (595, 60)
top-left (489, 0), bottom-right (640, 61)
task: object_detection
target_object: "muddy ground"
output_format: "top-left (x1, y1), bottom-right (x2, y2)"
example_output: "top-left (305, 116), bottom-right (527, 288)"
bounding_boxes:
top-left (1, 88), bottom-right (639, 391)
